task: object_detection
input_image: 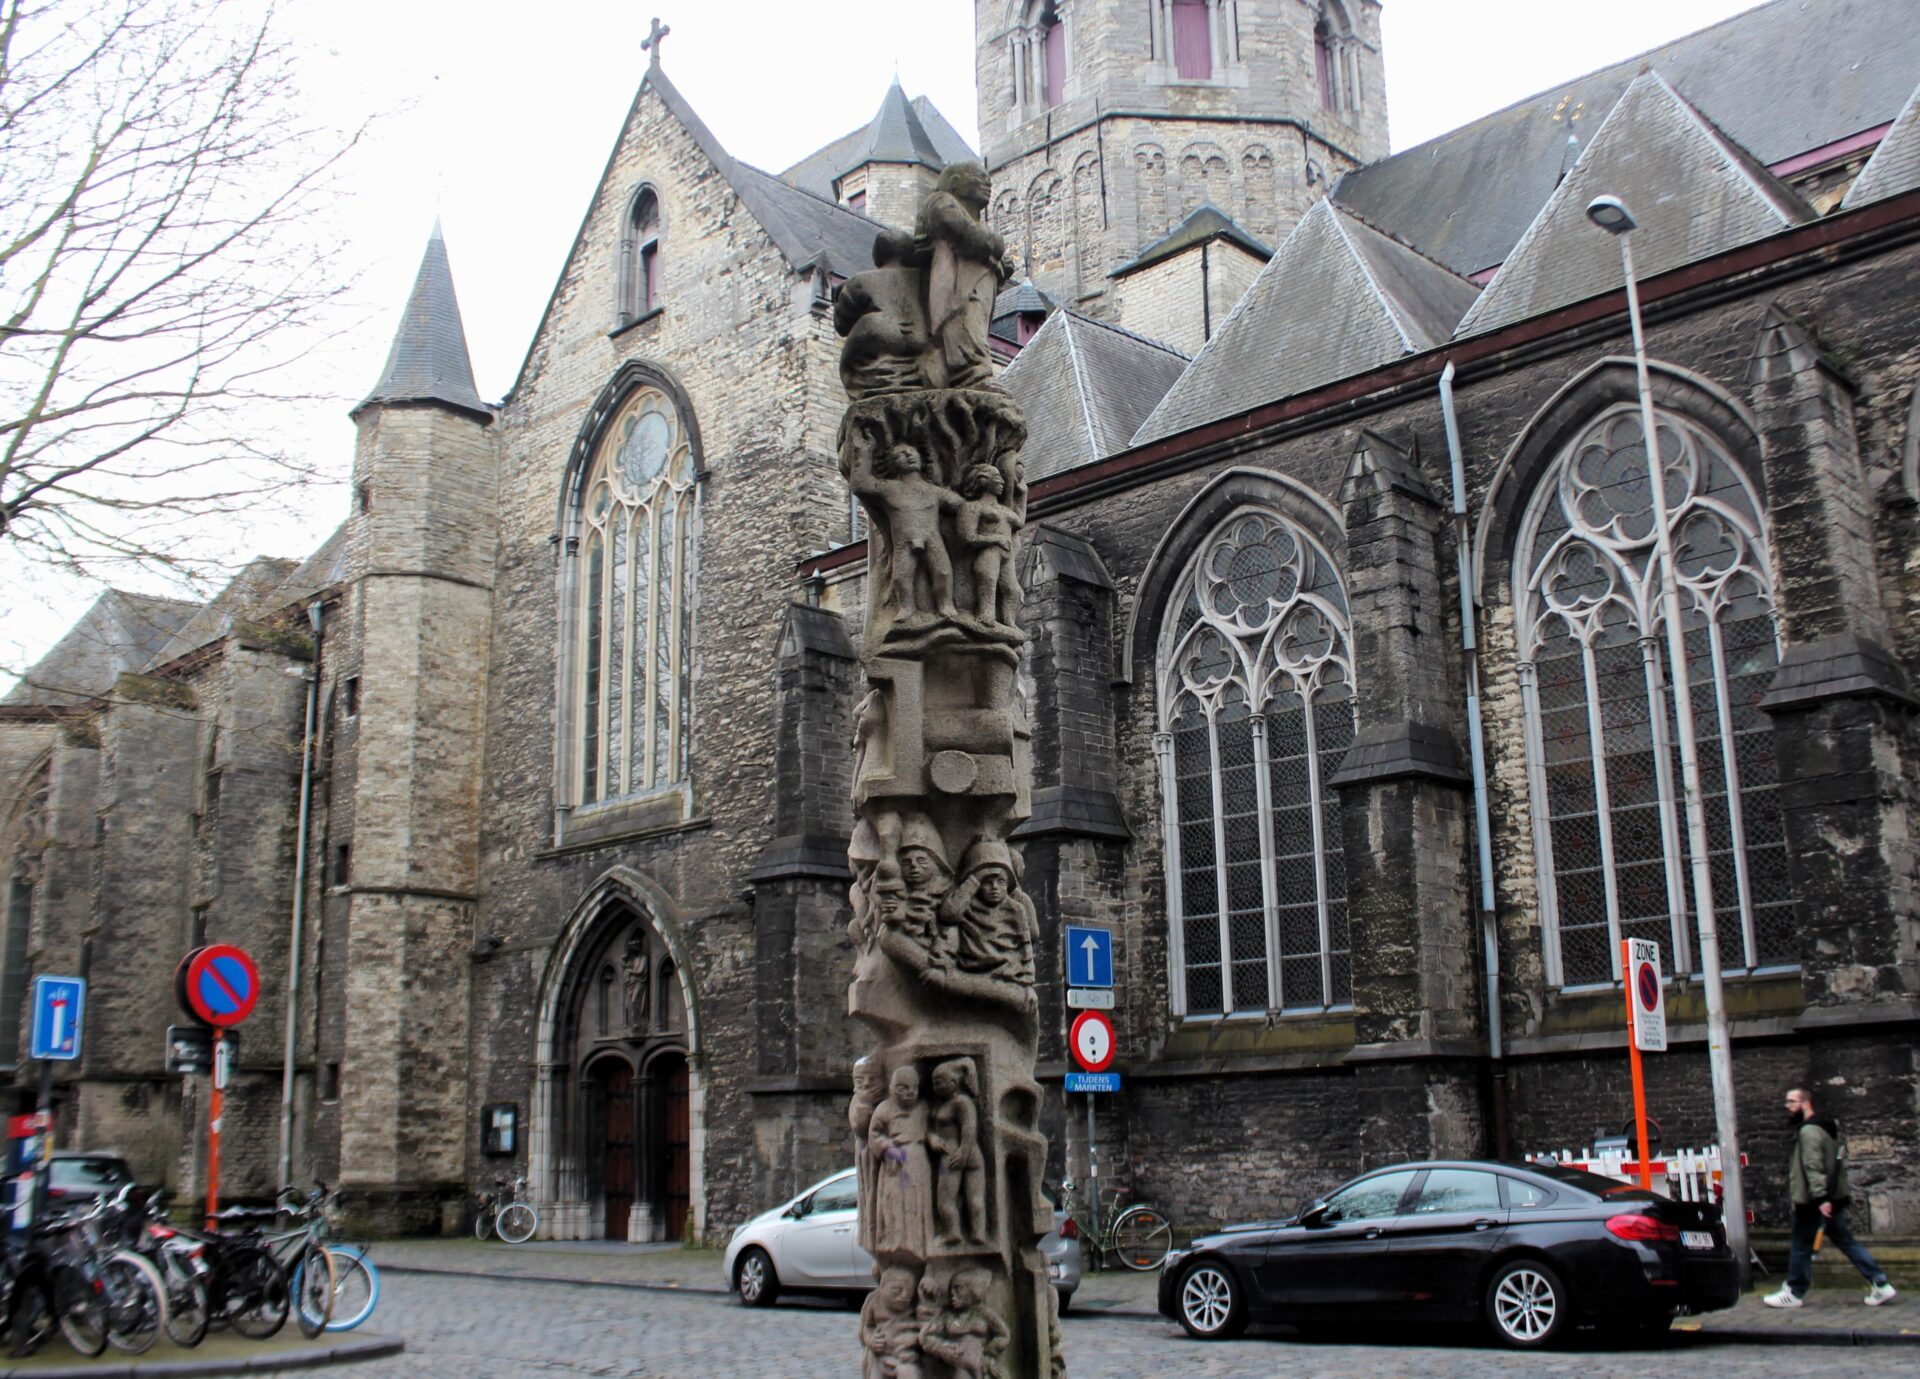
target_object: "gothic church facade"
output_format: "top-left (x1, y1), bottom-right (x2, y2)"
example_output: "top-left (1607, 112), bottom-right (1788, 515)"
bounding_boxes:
top-left (5, 0), bottom-right (1920, 1247)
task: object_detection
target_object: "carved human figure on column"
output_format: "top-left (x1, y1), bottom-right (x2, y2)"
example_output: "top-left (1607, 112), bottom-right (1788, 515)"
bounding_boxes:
top-left (916, 162), bottom-right (1016, 391)
top-left (861, 1264), bottom-right (925, 1379)
top-left (851, 1055), bottom-right (884, 1251)
top-left (929, 1057), bottom-right (988, 1247)
top-left (898, 815), bottom-right (954, 946)
top-left (622, 932), bottom-right (651, 1031)
top-left (920, 1265), bottom-right (1010, 1379)
top-left (851, 442), bottom-right (960, 626)
top-left (955, 463), bottom-right (1021, 630)
top-left (940, 841), bottom-right (1039, 988)
top-left (836, 229), bottom-right (945, 399)
top-left (868, 1065), bottom-right (933, 1256)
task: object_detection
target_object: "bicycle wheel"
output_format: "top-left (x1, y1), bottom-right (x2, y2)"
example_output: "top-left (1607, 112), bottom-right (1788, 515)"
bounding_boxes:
top-left (473, 1204), bottom-right (495, 1241)
top-left (1111, 1205), bottom-right (1173, 1271)
top-left (161, 1260), bottom-right (210, 1347)
top-left (321, 1246), bottom-right (380, 1331)
top-left (102, 1250), bottom-right (167, 1354)
top-left (496, 1202), bottom-right (537, 1244)
top-left (293, 1243), bottom-right (336, 1338)
top-left (225, 1247), bottom-right (290, 1340)
top-left (54, 1272), bottom-right (108, 1357)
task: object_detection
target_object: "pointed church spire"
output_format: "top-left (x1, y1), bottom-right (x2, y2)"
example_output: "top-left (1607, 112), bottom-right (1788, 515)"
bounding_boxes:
top-left (357, 224), bottom-right (489, 419)
top-left (859, 78), bottom-right (945, 171)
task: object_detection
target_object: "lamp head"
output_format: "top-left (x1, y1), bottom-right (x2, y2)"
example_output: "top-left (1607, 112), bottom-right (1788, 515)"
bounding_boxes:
top-left (1586, 195), bottom-right (1637, 235)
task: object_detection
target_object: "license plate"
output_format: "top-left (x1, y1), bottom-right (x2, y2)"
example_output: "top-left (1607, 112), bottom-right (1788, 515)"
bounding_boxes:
top-left (1681, 1230), bottom-right (1714, 1250)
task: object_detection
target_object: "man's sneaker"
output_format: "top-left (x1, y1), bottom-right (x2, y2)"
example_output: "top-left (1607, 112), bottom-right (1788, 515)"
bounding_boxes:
top-left (1762, 1287), bottom-right (1804, 1309)
top-left (1865, 1283), bottom-right (1898, 1307)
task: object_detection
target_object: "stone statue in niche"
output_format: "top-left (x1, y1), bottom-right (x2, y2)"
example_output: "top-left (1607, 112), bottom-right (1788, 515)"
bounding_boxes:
top-left (851, 1055), bottom-right (883, 1253)
top-left (621, 932), bottom-right (650, 1031)
top-left (868, 1065), bottom-right (932, 1258)
top-left (929, 1058), bottom-right (988, 1248)
top-left (919, 1266), bottom-right (1010, 1379)
top-left (915, 163), bottom-right (1015, 392)
top-left (861, 1264), bottom-right (925, 1379)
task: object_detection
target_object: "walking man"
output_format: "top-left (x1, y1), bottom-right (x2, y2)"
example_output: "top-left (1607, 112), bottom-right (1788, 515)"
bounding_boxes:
top-left (1763, 1086), bottom-right (1897, 1308)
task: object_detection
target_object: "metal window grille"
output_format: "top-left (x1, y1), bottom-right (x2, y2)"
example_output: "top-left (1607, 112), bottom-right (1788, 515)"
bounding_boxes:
top-left (1157, 508), bottom-right (1355, 1016)
top-left (1516, 405), bottom-right (1795, 986)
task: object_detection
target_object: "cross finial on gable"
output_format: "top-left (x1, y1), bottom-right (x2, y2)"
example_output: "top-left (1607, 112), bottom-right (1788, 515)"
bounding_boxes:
top-left (643, 16), bottom-right (670, 65)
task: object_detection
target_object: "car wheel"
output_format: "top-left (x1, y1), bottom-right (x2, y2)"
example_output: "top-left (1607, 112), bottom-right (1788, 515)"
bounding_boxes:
top-left (735, 1247), bottom-right (780, 1308)
top-left (1176, 1260), bottom-right (1247, 1340)
top-left (1486, 1259), bottom-right (1568, 1349)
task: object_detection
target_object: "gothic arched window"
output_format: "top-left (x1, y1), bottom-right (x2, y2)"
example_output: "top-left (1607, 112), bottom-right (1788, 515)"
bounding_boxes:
top-left (619, 188), bottom-right (663, 325)
top-left (572, 384), bottom-right (698, 806)
top-left (1315, 2), bottom-right (1359, 116)
top-left (1156, 508), bottom-right (1355, 1016)
top-left (1515, 405), bottom-right (1795, 987)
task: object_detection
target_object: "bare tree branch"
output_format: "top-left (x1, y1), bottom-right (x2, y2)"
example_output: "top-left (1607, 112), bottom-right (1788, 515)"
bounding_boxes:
top-left (0, 0), bottom-right (363, 581)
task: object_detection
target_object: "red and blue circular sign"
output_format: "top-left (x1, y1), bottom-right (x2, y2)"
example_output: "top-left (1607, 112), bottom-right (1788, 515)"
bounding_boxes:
top-left (1635, 960), bottom-right (1661, 1013)
top-left (177, 945), bottom-right (259, 1028)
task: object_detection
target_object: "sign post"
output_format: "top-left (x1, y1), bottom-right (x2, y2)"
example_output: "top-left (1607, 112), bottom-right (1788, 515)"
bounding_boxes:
top-left (1622, 938), bottom-right (1667, 1190)
top-left (27, 976), bottom-right (86, 1222)
top-left (176, 945), bottom-right (260, 1227)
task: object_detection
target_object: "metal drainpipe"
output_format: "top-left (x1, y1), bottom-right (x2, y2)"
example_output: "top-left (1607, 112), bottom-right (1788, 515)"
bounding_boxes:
top-left (1439, 361), bottom-right (1508, 1156)
top-left (278, 600), bottom-right (324, 1192)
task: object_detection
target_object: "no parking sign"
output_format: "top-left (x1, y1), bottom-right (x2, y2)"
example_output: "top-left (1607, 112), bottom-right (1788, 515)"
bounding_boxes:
top-left (175, 945), bottom-right (260, 1028)
top-left (1625, 938), bottom-right (1666, 1052)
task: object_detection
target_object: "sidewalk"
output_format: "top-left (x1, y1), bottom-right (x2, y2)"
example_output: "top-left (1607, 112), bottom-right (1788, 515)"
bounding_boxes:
top-left (368, 1239), bottom-right (1919, 1345)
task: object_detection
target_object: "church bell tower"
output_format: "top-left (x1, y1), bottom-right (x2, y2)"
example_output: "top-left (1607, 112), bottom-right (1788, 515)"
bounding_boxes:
top-left (975, 0), bottom-right (1388, 322)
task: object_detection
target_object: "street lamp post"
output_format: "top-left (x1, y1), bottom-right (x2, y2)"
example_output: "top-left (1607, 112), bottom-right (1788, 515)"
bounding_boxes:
top-left (1586, 194), bottom-right (1750, 1278)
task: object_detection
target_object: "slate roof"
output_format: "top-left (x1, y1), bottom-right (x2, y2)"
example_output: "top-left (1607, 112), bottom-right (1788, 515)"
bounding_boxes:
top-left (1000, 309), bottom-right (1188, 481)
top-left (1133, 199), bottom-right (1479, 446)
top-left (644, 65), bottom-right (890, 275)
top-left (1842, 80), bottom-right (1920, 208)
top-left (1456, 73), bottom-right (1812, 338)
top-left (1333, 0), bottom-right (1920, 276)
top-left (358, 223), bottom-right (489, 418)
top-left (262, 523), bottom-right (350, 610)
top-left (779, 89), bottom-right (976, 203)
top-left (145, 557), bottom-right (301, 669)
top-left (1111, 204), bottom-right (1273, 278)
top-left (3, 590), bottom-right (201, 707)
top-left (989, 278), bottom-right (1060, 344)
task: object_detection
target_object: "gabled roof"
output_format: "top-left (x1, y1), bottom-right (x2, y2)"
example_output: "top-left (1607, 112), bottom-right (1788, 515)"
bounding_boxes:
top-left (1111, 204), bottom-right (1273, 278)
top-left (3, 591), bottom-right (201, 707)
top-left (1456, 73), bottom-right (1812, 338)
top-left (779, 90), bottom-right (976, 202)
top-left (989, 278), bottom-right (1060, 344)
top-left (1842, 80), bottom-right (1920, 209)
top-left (1334, 0), bottom-right (1919, 277)
top-left (860, 79), bottom-right (947, 170)
top-left (643, 64), bottom-right (889, 274)
top-left (258, 523), bottom-right (350, 614)
top-left (1001, 310), bottom-right (1189, 482)
top-left (1133, 200), bottom-right (1479, 446)
top-left (145, 557), bottom-right (301, 669)
top-left (357, 223), bottom-right (489, 419)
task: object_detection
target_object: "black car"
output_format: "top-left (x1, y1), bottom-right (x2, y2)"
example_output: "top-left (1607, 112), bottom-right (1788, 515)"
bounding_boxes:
top-left (1157, 1159), bottom-right (1739, 1348)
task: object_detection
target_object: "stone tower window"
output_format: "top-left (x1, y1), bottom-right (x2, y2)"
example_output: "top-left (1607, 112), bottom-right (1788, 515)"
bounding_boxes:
top-left (618, 187), bottom-right (663, 326)
top-left (1514, 405), bottom-right (1795, 987)
top-left (1011, 1), bottom-right (1074, 116)
top-left (1315, 2), bottom-right (1361, 117)
top-left (570, 383), bottom-right (698, 807)
top-left (1041, 4), bottom-right (1066, 107)
top-left (1155, 508), bottom-right (1355, 1017)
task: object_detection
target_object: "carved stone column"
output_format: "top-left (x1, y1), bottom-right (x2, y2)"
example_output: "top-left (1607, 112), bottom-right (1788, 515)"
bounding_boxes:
top-left (836, 164), bottom-right (1061, 1378)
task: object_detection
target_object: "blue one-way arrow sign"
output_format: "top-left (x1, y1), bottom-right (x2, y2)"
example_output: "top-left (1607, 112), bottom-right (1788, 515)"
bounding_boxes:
top-left (1064, 925), bottom-right (1113, 989)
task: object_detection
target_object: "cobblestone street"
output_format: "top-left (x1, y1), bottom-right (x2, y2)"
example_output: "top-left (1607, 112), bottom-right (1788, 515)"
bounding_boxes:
top-left (342, 1271), bottom-right (1904, 1379)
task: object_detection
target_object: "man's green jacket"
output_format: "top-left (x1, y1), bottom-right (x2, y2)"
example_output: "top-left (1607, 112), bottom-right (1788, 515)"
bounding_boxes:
top-left (1788, 1117), bottom-right (1849, 1208)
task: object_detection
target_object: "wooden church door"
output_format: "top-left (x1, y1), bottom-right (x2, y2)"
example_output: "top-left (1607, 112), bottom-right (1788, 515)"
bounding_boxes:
top-left (661, 1054), bottom-right (690, 1239)
top-left (599, 1062), bottom-right (636, 1240)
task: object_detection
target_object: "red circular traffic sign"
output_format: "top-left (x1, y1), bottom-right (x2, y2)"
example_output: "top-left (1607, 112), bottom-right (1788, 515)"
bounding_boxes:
top-left (1635, 961), bottom-right (1660, 1012)
top-left (180, 945), bottom-right (259, 1028)
top-left (1070, 1010), bottom-right (1115, 1073)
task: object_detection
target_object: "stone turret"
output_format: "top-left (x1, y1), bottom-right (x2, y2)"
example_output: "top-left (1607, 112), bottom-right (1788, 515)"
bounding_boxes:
top-left (334, 224), bottom-right (496, 1228)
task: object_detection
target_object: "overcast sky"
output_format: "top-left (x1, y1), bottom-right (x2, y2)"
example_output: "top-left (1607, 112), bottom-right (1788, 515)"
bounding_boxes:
top-left (2, 0), bottom-right (1774, 692)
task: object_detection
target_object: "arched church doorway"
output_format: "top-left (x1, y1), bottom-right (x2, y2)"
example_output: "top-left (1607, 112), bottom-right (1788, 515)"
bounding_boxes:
top-left (529, 882), bottom-right (699, 1242)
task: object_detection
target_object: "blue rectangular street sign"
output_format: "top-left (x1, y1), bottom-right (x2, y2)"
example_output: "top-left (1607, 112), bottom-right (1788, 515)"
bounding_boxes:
top-left (29, 976), bottom-right (85, 1061)
top-left (1064, 925), bottom-right (1113, 989)
top-left (1065, 1072), bottom-right (1120, 1093)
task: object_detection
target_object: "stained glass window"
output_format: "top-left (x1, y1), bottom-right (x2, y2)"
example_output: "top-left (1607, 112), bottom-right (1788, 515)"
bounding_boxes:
top-left (1516, 405), bottom-right (1794, 986)
top-left (575, 387), bottom-right (697, 805)
top-left (1157, 508), bottom-right (1355, 1016)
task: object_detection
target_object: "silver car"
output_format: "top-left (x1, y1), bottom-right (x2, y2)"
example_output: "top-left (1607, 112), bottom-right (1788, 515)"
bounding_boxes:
top-left (722, 1168), bottom-right (1082, 1310)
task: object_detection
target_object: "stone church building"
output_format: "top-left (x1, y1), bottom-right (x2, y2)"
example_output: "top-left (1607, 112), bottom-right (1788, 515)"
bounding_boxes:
top-left (5, 0), bottom-right (1920, 1244)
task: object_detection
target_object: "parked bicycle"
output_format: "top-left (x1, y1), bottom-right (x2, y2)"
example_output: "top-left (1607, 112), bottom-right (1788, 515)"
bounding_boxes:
top-left (265, 1184), bottom-right (380, 1333)
top-left (2, 1183), bottom-right (166, 1358)
top-left (473, 1173), bottom-right (538, 1243)
top-left (1061, 1176), bottom-right (1172, 1272)
top-left (121, 1191), bottom-right (214, 1348)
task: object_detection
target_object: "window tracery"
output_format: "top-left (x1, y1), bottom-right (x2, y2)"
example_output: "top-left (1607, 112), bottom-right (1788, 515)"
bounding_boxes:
top-left (1155, 508), bottom-right (1355, 1016)
top-left (573, 385), bottom-right (698, 807)
top-left (1515, 405), bottom-right (1794, 986)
